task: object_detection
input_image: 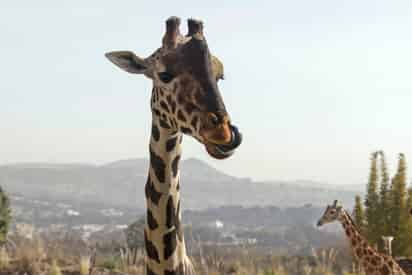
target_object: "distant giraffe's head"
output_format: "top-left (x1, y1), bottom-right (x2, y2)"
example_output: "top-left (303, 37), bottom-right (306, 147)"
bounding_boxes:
top-left (105, 17), bottom-right (242, 159)
top-left (317, 200), bottom-right (344, 226)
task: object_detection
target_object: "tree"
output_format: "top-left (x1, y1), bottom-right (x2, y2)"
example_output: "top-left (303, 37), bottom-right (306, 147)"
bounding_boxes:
top-left (378, 151), bottom-right (391, 236)
top-left (0, 186), bottom-right (11, 244)
top-left (389, 153), bottom-right (408, 256)
top-left (365, 152), bottom-right (380, 245)
top-left (353, 195), bottom-right (366, 234)
top-left (399, 188), bottom-right (412, 256)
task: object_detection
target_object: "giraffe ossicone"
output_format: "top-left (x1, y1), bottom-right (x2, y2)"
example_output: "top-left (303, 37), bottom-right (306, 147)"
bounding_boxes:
top-left (105, 16), bottom-right (242, 275)
top-left (318, 200), bottom-right (406, 275)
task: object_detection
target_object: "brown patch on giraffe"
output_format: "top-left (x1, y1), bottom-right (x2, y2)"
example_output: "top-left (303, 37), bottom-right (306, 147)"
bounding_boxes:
top-left (163, 229), bottom-right (177, 260)
top-left (381, 265), bottom-right (390, 275)
top-left (145, 177), bottom-right (162, 205)
top-left (153, 108), bottom-right (161, 117)
top-left (172, 155), bottom-right (180, 177)
top-left (355, 247), bottom-right (363, 257)
top-left (166, 136), bottom-right (178, 152)
top-left (166, 196), bottom-right (177, 229)
top-left (147, 209), bottom-right (159, 230)
top-left (144, 230), bottom-right (160, 263)
top-left (150, 147), bottom-right (166, 183)
top-left (180, 127), bottom-right (192, 135)
top-left (190, 116), bottom-right (199, 132)
top-left (351, 239), bottom-right (356, 246)
top-left (166, 95), bottom-right (177, 114)
top-left (151, 124), bottom-right (160, 142)
top-left (185, 102), bottom-right (197, 115)
top-left (160, 101), bottom-right (170, 113)
top-left (159, 118), bottom-right (171, 129)
top-left (177, 109), bottom-right (187, 122)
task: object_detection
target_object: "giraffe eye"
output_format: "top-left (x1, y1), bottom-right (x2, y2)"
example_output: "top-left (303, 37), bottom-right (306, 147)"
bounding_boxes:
top-left (158, 72), bottom-right (175, 83)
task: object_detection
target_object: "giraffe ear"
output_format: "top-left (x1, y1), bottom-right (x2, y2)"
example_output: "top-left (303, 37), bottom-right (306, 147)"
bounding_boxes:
top-left (105, 51), bottom-right (148, 74)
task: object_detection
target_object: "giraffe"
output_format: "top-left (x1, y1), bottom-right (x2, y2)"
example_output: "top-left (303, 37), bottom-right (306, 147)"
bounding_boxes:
top-left (105, 17), bottom-right (242, 275)
top-left (317, 200), bottom-right (406, 275)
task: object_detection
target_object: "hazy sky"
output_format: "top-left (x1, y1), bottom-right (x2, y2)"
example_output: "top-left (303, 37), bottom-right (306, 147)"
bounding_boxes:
top-left (2, 1), bottom-right (412, 185)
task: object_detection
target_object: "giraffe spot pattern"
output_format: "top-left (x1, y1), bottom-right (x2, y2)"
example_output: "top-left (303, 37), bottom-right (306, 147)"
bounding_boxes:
top-left (150, 147), bottom-right (166, 183)
top-left (166, 136), bottom-right (178, 152)
top-left (163, 228), bottom-right (177, 260)
top-left (159, 119), bottom-right (171, 129)
top-left (380, 265), bottom-right (390, 275)
top-left (166, 95), bottom-right (177, 114)
top-left (152, 124), bottom-right (160, 142)
top-left (185, 103), bottom-right (196, 115)
top-left (180, 127), bottom-right (192, 135)
top-left (145, 230), bottom-right (160, 263)
top-left (145, 177), bottom-right (162, 205)
top-left (160, 101), bottom-right (170, 113)
top-left (147, 209), bottom-right (159, 230)
top-left (153, 108), bottom-right (161, 117)
top-left (166, 196), bottom-right (177, 229)
top-left (172, 155), bottom-right (180, 178)
top-left (166, 195), bottom-right (183, 242)
top-left (177, 109), bottom-right (187, 122)
top-left (190, 116), bottom-right (198, 132)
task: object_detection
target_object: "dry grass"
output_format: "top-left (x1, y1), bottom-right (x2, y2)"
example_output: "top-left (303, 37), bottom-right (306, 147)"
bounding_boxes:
top-left (0, 235), bottom-right (359, 275)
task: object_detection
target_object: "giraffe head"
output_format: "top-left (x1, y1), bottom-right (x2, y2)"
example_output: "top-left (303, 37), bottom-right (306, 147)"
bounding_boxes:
top-left (105, 17), bottom-right (242, 159)
top-left (317, 200), bottom-right (344, 226)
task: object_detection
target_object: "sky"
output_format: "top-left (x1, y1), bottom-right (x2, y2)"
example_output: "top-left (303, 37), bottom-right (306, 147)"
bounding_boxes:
top-left (1, 1), bottom-right (412, 185)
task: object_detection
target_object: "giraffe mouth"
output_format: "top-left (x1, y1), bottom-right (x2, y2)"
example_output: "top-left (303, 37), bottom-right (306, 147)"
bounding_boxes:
top-left (205, 125), bottom-right (242, 159)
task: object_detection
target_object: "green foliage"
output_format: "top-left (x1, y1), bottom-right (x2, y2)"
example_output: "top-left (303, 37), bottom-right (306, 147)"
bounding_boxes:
top-left (353, 195), bottom-right (365, 234)
top-left (364, 152), bottom-right (380, 245)
top-left (378, 151), bottom-right (391, 236)
top-left (389, 153), bottom-right (407, 255)
top-left (101, 257), bottom-right (118, 270)
top-left (0, 186), bottom-right (11, 244)
top-left (356, 152), bottom-right (412, 257)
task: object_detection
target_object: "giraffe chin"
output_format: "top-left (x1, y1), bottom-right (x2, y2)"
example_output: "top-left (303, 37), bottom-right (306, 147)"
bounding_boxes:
top-left (205, 143), bottom-right (235, 159)
top-left (205, 125), bottom-right (242, 160)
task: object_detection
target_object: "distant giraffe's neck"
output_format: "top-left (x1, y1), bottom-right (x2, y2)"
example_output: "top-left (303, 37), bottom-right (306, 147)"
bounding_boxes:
top-left (144, 114), bottom-right (194, 275)
top-left (338, 211), bottom-right (404, 275)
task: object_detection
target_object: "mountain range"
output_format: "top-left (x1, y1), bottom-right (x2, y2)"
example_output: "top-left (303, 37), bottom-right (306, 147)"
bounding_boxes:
top-left (0, 158), bottom-right (363, 210)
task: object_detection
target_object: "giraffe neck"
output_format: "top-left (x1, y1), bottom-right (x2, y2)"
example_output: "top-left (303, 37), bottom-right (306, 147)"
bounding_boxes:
top-left (144, 115), bottom-right (194, 275)
top-left (338, 210), bottom-right (404, 274)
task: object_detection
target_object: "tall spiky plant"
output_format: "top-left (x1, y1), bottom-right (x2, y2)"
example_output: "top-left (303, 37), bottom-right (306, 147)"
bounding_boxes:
top-left (365, 152), bottom-right (380, 245)
top-left (0, 186), bottom-right (11, 245)
top-left (378, 151), bottom-right (391, 236)
top-left (389, 153), bottom-right (407, 256)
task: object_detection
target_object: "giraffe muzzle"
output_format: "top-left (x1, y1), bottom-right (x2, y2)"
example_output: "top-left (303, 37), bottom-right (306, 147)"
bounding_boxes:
top-left (205, 124), bottom-right (242, 159)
